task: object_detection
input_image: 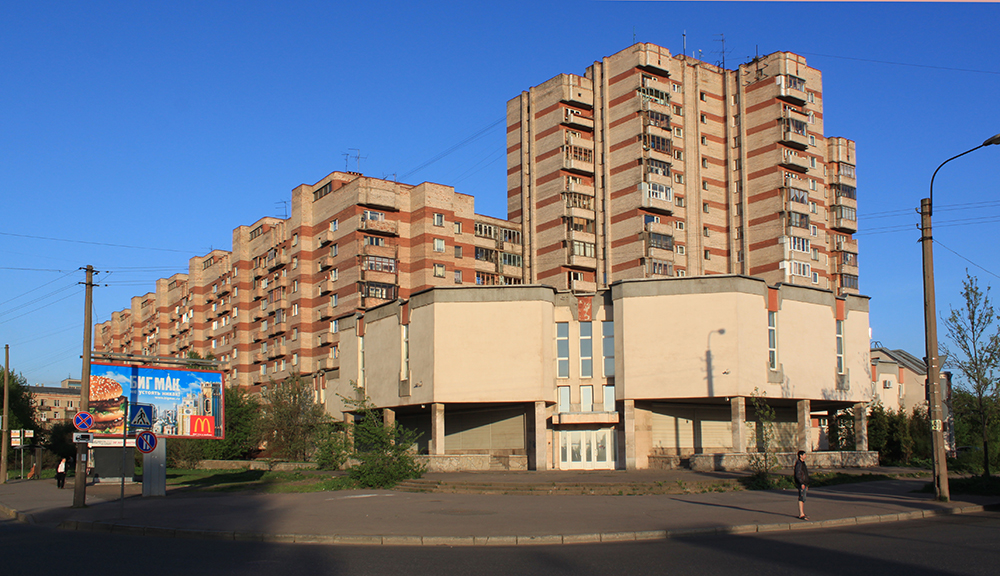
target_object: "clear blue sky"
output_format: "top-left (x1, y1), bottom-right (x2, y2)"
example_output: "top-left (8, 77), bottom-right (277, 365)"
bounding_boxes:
top-left (3, 1), bottom-right (999, 386)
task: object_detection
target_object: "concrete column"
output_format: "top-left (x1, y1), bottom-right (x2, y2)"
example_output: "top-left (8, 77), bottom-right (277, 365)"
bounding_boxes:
top-left (533, 401), bottom-right (548, 471)
top-left (342, 411), bottom-right (354, 447)
top-left (731, 397), bottom-right (747, 453)
top-left (430, 403), bottom-right (445, 455)
top-left (382, 407), bottom-right (395, 427)
top-left (854, 402), bottom-right (868, 451)
top-left (796, 400), bottom-right (812, 452)
top-left (624, 399), bottom-right (637, 470)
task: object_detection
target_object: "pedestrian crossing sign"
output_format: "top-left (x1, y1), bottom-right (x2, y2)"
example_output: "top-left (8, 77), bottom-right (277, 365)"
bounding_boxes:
top-left (130, 404), bottom-right (153, 429)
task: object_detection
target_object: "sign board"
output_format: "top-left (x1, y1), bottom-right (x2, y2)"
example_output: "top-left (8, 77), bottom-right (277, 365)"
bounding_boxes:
top-left (73, 433), bottom-right (94, 444)
top-left (24, 430), bottom-right (34, 439)
top-left (90, 437), bottom-right (137, 448)
top-left (11, 435), bottom-right (21, 448)
top-left (129, 404), bottom-right (153, 429)
top-left (74, 411), bottom-right (94, 431)
top-left (89, 363), bottom-right (225, 439)
top-left (135, 431), bottom-right (157, 454)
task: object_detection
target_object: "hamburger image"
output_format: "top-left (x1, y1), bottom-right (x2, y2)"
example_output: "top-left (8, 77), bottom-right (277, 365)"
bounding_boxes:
top-left (89, 375), bottom-right (126, 433)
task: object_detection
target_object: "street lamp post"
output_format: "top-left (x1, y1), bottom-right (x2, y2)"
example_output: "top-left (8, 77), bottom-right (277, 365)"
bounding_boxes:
top-left (921, 133), bottom-right (1000, 502)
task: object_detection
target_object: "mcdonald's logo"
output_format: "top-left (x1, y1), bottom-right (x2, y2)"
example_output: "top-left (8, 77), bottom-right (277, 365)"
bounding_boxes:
top-left (189, 415), bottom-right (215, 437)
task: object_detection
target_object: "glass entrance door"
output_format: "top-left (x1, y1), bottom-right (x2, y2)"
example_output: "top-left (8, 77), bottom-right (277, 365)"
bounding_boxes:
top-left (558, 428), bottom-right (615, 470)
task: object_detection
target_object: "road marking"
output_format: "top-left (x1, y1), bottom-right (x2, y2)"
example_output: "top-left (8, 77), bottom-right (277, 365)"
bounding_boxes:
top-left (328, 493), bottom-right (397, 500)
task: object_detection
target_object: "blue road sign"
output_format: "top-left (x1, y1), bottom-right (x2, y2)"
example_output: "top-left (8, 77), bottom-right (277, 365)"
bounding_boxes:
top-left (130, 404), bottom-right (153, 429)
top-left (74, 411), bottom-right (94, 431)
top-left (136, 430), bottom-right (158, 454)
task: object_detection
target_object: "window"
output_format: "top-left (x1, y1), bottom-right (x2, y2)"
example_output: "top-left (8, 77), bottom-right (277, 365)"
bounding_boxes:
top-left (330, 219), bottom-right (339, 232)
top-left (433, 213), bottom-right (445, 227)
top-left (364, 235), bottom-right (385, 247)
top-left (672, 83), bottom-right (680, 93)
top-left (787, 187), bottom-right (809, 204)
top-left (701, 136), bottom-right (708, 145)
top-left (558, 386), bottom-right (570, 412)
top-left (700, 91), bottom-right (707, 102)
top-left (674, 173), bottom-right (685, 184)
top-left (701, 158), bottom-right (709, 168)
top-left (603, 385), bottom-right (615, 411)
top-left (672, 105), bottom-right (683, 116)
top-left (768, 311), bottom-right (778, 370)
top-left (644, 214), bottom-right (660, 225)
top-left (433, 264), bottom-right (446, 277)
top-left (676, 245), bottom-right (686, 255)
top-left (789, 237), bottom-right (811, 253)
top-left (673, 127), bottom-right (683, 137)
top-left (645, 110), bottom-right (669, 128)
top-left (643, 134), bottom-right (671, 152)
top-left (810, 157), bottom-right (817, 169)
top-left (646, 158), bottom-right (670, 176)
top-left (454, 222), bottom-right (462, 234)
top-left (580, 322), bottom-right (593, 378)
top-left (836, 320), bottom-right (845, 374)
top-left (571, 241), bottom-right (596, 258)
top-left (644, 181), bottom-right (671, 201)
top-left (648, 258), bottom-right (672, 276)
top-left (363, 210), bottom-right (385, 222)
top-left (675, 196), bottom-right (685, 207)
top-left (581, 386), bottom-right (594, 412)
top-left (402, 325), bottom-right (409, 377)
top-left (602, 321), bottom-right (615, 377)
top-left (454, 245), bottom-right (463, 258)
top-left (790, 261), bottom-right (811, 277)
top-left (291, 257), bottom-right (298, 270)
top-left (788, 212), bottom-right (810, 229)
top-left (812, 272), bottom-right (820, 284)
top-left (433, 238), bottom-right (445, 252)
top-left (702, 180), bottom-right (709, 191)
top-left (812, 248), bottom-right (820, 261)
top-left (454, 270), bottom-right (462, 284)
top-left (566, 216), bottom-right (595, 233)
top-left (675, 221), bottom-right (685, 231)
top-left (557, 322), bottom-right (570, 378)
top-left (331, 268), bottom-right (339, 281)
top-left (292, 303), bottom-right (298, 316)
top-left (704, 249), bottom-right (711, 260)
top-left (836, 206), bottom-right (857, 221)
top-left (292, 233), bottom-right (298, 246)
top-left (842, 274), bottom-right (859, 289)
top-left (703, 226), bottom-right (710, 237)
top-left (292, 353), bottom-right (298, 366)
top-left (331, 294), bottom-right (338, 307)
top-left (649, 233), bottom-right (674, 250)
top-left (332, 244), bottom-right (339, 257)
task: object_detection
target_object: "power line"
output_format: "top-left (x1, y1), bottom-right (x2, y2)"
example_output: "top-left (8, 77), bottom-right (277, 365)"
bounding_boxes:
top-left (0, 288), bottom-right (83, 325)
top-left (0, 231), bottom-right (198, 253)
top-left (0, 269), bottom-right (78, 307)
top-left (934, 239), bottom-right (1000, 281)
top-left (400, 116), bottom-right (505, 180)
top-left (800, 51), bottom-right (1000, 76)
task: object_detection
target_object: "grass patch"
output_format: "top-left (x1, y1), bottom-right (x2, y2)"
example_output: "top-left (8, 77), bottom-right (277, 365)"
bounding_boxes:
top-left (916, 475), bottom-right (1000, 496)
top-left (163, 468), bottom-right (359, 494)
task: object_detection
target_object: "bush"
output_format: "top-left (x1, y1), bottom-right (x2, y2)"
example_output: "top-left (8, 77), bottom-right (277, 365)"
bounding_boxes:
top-left (343, 391), bottom-right (424, 488)
top-left (261, 374), bottom-right (328, 461)
top-left (315, 422), bottom-right (351, 471)
top-left (166, 439), bottom-right (206, 469)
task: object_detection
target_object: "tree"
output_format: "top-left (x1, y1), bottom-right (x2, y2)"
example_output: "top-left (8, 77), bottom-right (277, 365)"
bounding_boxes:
top-left (261, 374), bottom-right (328, 461)
top-left (342, 387), bottom-right (424, 488)
top-left (202, 386), bottom-right (262, 460)
top-left (2, 367), bottom-right (40, 433)
top-left (944, 274), bottom-right (1000, 477)
top-left (748, 388), bottom-right (779, 480)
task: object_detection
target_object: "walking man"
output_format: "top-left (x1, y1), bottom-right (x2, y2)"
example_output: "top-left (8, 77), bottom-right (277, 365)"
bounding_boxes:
top-left (55, 458), bottom-right (67, 489)
top-left (794, 450), bottom-right (809, 520)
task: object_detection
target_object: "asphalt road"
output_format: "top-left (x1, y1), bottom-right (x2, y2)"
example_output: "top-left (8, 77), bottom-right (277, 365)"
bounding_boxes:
top-left (4, 512), bottom-right (997, 576)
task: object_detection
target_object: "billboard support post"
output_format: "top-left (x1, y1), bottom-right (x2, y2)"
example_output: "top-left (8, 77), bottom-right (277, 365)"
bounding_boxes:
top-left (143, 438), bottom-right (166, 497)
top-left (120, 398), bottom-right (129, 519)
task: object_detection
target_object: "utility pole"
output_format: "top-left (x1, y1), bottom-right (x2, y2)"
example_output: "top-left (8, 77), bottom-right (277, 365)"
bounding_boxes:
top-left (919, 199), bottom-right (950, 502)
top-left (2, 345), bottom-right (9, 484)
top-left (73, 265), bottom-right (95, 508)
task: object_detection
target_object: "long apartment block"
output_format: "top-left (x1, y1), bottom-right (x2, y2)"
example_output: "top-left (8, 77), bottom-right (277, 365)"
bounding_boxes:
top-left (507, 43), bottom-right (858, 294)
top-left (96, 172), bottom-right (524, 388)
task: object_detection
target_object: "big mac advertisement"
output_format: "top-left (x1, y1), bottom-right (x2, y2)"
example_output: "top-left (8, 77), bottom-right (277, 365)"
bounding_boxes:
top-left (88, 363), bottom-right (225, 439)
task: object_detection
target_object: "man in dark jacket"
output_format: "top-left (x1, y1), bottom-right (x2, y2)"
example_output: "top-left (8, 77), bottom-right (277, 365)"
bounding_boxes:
top-left (794, 450), bottom-right (809, 520)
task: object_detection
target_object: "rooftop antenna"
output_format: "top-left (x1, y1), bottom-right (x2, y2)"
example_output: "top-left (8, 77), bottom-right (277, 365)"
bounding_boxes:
top-left (683, 31), bottom-right (686, 57)
top-left (633, 26), bottom-right (636, 45)
top-left (342, 153), bottom-right (350, 171)
top-left (714, 33), bottom-right (728, 69)
top-left (275, 200), bottom-right (289, 219)
top-left (348, 148), bottom-right (368, 173)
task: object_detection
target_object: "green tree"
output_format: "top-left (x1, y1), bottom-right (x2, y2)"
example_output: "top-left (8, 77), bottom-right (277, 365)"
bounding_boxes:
top-left (867, 402), bottom-right (890, 461)
top-left (200, 387), bottom-right (262, 460)
top-left (45, 422), bottom-right (78, 461)
top-left (261, 374), bottom-right (328, 461)
top-left (943, 274), bottom-right (1000, 477)
top-left (827, 407), bottom-right (856, 451)
top-left (748, 388), bottom-right (779, 481)
top-left (342, 388), bottom-right (424, 488)
top-left (2, 367), bottom-right (40, 433)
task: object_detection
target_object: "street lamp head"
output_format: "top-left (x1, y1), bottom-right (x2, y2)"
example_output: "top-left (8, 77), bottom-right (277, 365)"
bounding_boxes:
top-left (983, 133), bottom-right (1000, 147)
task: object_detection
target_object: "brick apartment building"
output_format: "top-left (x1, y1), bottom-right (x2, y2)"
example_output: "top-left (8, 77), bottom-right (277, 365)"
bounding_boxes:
top-left (94, 44), bottom-right (868, 470)
top-left (507, 43), bottom-right (857, 294)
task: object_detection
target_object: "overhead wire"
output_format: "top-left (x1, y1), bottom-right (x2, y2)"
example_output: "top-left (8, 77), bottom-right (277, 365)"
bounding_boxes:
top-left (0, 269), bottom-right (78, 307)
top-left (0, 231), bottom-right (198, 253)
top-left (399, 116), bottom-right (505, 180)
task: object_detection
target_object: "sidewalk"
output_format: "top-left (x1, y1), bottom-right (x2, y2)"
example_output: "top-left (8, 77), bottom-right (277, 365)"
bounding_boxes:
top-left (2, 469), bottom-right (997, 546)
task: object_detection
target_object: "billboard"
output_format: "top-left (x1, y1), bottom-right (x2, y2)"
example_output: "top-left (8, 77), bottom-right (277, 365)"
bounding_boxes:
top-left (88, 363), bottom-right (225, 439)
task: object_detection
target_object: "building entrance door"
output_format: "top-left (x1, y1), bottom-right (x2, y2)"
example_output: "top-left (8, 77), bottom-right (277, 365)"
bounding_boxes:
top-left (558, 428), bottom-right (615, 470)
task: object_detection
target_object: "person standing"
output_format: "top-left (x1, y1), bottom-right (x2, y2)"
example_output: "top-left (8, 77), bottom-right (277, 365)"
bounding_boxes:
top-left (55, 458), bottom-right (67, 489)
top-left (794, 450), bottom-right (809, 520)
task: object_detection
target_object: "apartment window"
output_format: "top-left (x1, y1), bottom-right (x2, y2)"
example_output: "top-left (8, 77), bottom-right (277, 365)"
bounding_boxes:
top-left (733, 158), bottom-right (741, 170)
top-left (643, 134), bottom-right (671, 152)
top-left (674, 173), bottom-right (685, 184)
top-left (331, 244), bottom-right (339, 257)
top-left (704, 249), bottom-right (711, 260)
top-left (580, 322), bottom-right (593, 378)
top-left (454, 222), bottom-right (462, 234)
top-left (401, 324), bottom-right (409, 377)
top-left (836, 320), bottom-right (845, 374)
top-left (292, 233), bottom-right (298, 246)
top-left (644, 182), bottom-right (671, 201)
top-left (677, 269), bottom-right (686, 277)
top-left (701, 136), bottom-right (707, 145)
top-left (810, 225), bottom-right (818, 237)
top-left (645, 110), bottom-right (669, 127)
top-left (672, 83), bottom-right (680, 93)
top-left (556, 322), bottom-right (570, 378)
top-left (702, 180), bottom-right (709, 191)
top-left (812, 272), bottom-right (820, 284)
top-left (331, 320), bottom-right (339, 333)
top-left (433, 264), bottom-right (446, 277)
top-left (790, 237), bottom-right (811, 253)
top-left (646, 158), bottom-right (670, 176)
top-left (433, 213), bottom-right (445, 227)
top-left (673, 127), bottom-right (683, 137)
top-left (810, 201), bottom-right (817, 214)
top-left (809, 179), bottom-right (817, 191)
top-left (809, 135), bottom-right (816, 146)
top-left (675, 195), bottom-right (685, 207)
top-left (842, 274), bottom-right (859, 289)
top-left (789, 212), bottom-right (810, 229)
top-left (454, 245), bottom-right (463, 258)
top-left (558, 386), bottom-right (570, 413)
top-left (673, 150), bottom-right (684, 161)
top-left (331, 294), bottom-right (338, 307)
top-left (701, 158), bottom-right (709, 168)
top-left (363, 210), bottom-right (385, 222)
top-left (364, 235), bottom-right (385, 247)
top-left (581, 386), bottom-right (594, 412)
top-left (331, 268), bottom-right (339, 281)
top-left (672, 105), bottom-right (683, 116)
top-left (433, 238), bottom-right (445, 252)
top-left (649, 233), bottom-right (674, 251)
top-left (733, 136), bottom-right (740, 147)
top-left (703, 226), bottom-right (710, 237)
top-left (768, 311), bottom-right (778, 370)
top-left (291, 257), bottom-right (298, 270)
top-left (676, 245), bottom-right (686, 255)
top-left (566, 216), bottom-right (595, 233)
top-left (648, 258), bottom-right (672, 276)
top-left (675, 221), bottom-right (685, 231)
top-left (454, 270), bottom-right (462, 284)
top-left (810, 157), bottom-right (817, 169)
top-left (602, 321), bottom-right (615, 377)
top-left (700, 114), bottom-right (707, 124)
top-left (603, 384), bottom-right (615, 411)
top-left (571, 241), bottom-right (596, 258)
top-left (788, 187), bottom-right (809, 204)
top-left (292, 303), bottom-right (298, 316)
top-left (836, 206), bottom-right (857, 221)
top-left (292, 353), bottom-right (298, 366)
top-left (790, 261), bottom-right (811, 278)
top-left (330, 219), bottom-right (339, 232)
top-left (644, 215), bottom-right (660, 225)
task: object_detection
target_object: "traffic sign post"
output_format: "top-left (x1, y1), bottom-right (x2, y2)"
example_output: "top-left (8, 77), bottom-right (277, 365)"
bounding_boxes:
top-left (73, 433), bottom-right (94, 444)
top-left (74, 412), bottom-right (94, 432)
top-left (130, 404), bottom-right (153, 430)
top-left (135, 431), bottom-right (157, 453)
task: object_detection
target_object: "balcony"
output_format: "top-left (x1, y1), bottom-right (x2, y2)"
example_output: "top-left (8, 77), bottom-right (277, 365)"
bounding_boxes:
top-left (317, 331), bottom-right (336, 346)
top-left (779, 110), bottom-right (810, 151)
top-left (833, 252), bottom-right (859, 276)
top-left (640, 185), bottom-right (674, 215)
top-left (318, 256), bottom-right (335, 271)
top-left (357, 186), bottom-right (399, 211)
top-left (568, 253), bottom-right (597, 269)
top-left (565, 228), bottom-right (596, 245)
top-left (570, 277), bottom-right (597, 293)
top-left (359, 217), bottom-right (399, 236)
top-left (319, 356), bottom-right (340, 371)
top-left (319, 279), bottom-right (335, 295)
top-left (832, 189), bottom-right (857, 212)
top-left (253, 285), bottom-right (266, 300)
top-left (319, 229), bottom-right (336, 246)
top-left (361, 242), bottom-right (398, 259)
top-left (251, 330), bottom-right (264, 342)
top-left (360, 268), bottom-right (398, 285)
top-left (563, 155), bottom-right (594, 176)
top-left (831, 211), bottom-right (858, 234)
top-left (778, 75), bottom-right (808, 105)
top-left (251, 308), bottom-right (265, 322)
top-left (317, 303), bottom-right (335, 320)
top-left (562, 109), bottom-right (594, 131)
top-left (779, 148), bottom-right (809, 173)
top-left (267, 345), bottom-right (287, 359)
top-left (267, 321), bottom-right (286, 337)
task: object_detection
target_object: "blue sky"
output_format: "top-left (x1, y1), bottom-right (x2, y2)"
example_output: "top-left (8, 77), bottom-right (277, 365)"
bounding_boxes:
top-left (2, 2), bottom-right (999, 386)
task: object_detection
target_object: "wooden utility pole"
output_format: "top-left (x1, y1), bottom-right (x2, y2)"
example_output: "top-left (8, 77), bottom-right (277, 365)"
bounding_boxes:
top-left (2, 344), bottom-right (9, 484)
top-left (73, 265), bottom-right (95, 508)
top-left (919, 199), bottom-right (950, 501)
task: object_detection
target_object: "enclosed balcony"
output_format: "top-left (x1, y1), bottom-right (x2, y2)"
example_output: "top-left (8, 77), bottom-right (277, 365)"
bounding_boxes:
top-left (562, 109), bottom-right (594, 131)
top-left (640, 182), bottom-right (674, 215)
top-left (359, 217), bottom-right (399, 236)
top-left (779, 148), bottom-right (810, 173)
top-left (777, 74), bottom-right (808, 105)
top-left (779, 109), bottom-right (810, 150)
top-left (831, 206), bottom-right (858, 234)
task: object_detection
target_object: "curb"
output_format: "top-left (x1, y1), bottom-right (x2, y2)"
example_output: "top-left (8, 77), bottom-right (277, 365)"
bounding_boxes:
top-left (0, 501), bottom-right (35, 524)
top-left (48, 503), bottom-right (998, 546)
